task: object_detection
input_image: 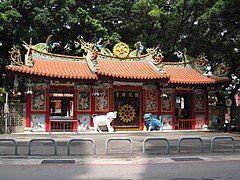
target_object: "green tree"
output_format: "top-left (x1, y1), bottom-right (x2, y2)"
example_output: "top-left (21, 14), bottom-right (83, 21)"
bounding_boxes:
top-left (0, 0), bottom-right (120, 88)
top-left (0, 0), bottom-right (120, 59)
top-left (1, 0), bottom-right (239, 102)
top-left (95, 0), bottom-right (239, 102)
top-left (179, 0), bottom-right (240, 103)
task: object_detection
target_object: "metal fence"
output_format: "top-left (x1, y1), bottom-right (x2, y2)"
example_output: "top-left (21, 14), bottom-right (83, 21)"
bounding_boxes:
top-left (105, 137), bottom-right (133, 155)
top-left (211, 136), bottom-right (235, 152)
top-left (178, 137), bottom-right (203, 153)
top-left (67, 138), bottom-right (96, 155)
top-left (143, 137), bottom-right (169, 154)
top-left (0, 136), bottom-right (238, 156)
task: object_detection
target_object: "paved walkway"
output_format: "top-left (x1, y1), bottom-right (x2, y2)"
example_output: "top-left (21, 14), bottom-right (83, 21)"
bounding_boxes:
top-left (0, 130), bottom-right (240, 165)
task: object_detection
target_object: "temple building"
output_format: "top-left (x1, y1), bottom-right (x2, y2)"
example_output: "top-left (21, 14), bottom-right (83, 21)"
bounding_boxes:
top-left (5, 39), bottom-right (229, 132)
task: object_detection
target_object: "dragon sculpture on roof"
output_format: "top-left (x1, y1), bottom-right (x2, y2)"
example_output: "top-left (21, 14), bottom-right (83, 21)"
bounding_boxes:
top-left (30, 35), bottom-right (60, 53)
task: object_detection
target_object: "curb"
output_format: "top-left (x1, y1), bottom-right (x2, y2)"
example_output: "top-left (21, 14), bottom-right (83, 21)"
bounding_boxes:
top-left (1, 153), bottom-right (240, 165)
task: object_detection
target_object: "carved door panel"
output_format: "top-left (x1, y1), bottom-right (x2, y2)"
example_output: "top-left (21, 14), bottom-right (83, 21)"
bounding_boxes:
top-left (114, 91), bottom-right (141, 129)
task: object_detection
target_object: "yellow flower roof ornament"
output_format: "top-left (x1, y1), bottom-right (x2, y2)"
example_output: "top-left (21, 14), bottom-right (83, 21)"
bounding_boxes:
top-left (113, 42), bottom-right (130, 59)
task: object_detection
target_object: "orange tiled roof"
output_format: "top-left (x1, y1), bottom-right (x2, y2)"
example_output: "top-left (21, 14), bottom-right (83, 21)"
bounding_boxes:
top-left (6, 51), bottom-right (229, 84)
top-left (6, 57), bottom-right (97, 80)
top-left (164, 66), bottom-right (216, 84)
top-left (207, 75), bottom-right (230, 83)
top-left (96, 58), bottom-right (169, 80)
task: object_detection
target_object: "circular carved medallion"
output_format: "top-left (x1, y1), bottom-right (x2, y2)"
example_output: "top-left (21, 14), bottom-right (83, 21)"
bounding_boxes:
top-left (118, 104), bottom-right (136, 123)
top-left (113, 42), bottom-right (130, 59)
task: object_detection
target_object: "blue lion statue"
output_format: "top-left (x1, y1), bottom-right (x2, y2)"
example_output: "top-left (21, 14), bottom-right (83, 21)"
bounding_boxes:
top-left (143, 113), bottom-right (163, 131)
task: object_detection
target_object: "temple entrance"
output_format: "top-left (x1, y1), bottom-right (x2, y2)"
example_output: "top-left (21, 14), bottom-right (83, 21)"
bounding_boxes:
top-left (175, 92), bottom-right (193, 129)
top-left (49, 89), bottom-right (75, 132)
top-left (113, 90), bottom-right (141, 130)
top-left (50, 95), bottom-right (73, 117)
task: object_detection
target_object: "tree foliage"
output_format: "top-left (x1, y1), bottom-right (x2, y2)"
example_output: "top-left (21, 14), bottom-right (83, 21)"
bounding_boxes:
top-left (0, 0), bottom-right (120, 59)
top-left (0, 0), bottom-right (239, 100)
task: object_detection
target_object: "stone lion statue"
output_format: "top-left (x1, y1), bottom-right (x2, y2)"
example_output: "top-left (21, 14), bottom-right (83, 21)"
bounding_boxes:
top-left (143, 113), bottom-right (163, 131)
top-left (92, 111), bottom-right (117, 132)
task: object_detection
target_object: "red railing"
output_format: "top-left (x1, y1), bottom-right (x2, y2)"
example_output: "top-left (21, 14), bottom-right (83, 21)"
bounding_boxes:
top-left (178, 119), bottom-right (205, 130)
top-left (50, 119), bottom-right (78, 132)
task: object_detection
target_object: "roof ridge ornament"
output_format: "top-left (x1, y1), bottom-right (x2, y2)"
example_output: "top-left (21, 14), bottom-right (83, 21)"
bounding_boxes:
top-left (86, 49), bottom-right (99, 72)
top-left (29, 35), bottom-right (60, 53)
top-left (191, 53), bottom-right (209, 75)
top-left (173, 48), bottom-right (188, 65)
top-left (79, 38), bottom-right (158, 60)
top-left (214, 64), bottom-right (230, 77)
top-left (95, 38), bottom-right (113, 56)
top-left (194, 53), bottom-right (208, 67)
top-left (146, 47), bottom-right (166, 73)
top-left (147, 47), bottom-right (164, 65)
top-left (113, 42), bottom-right (130, 59)
top-left (163, 53), bottom-right (208, 68)
top-left (128, 41), bottom-right (144, 57)
top-left (9, 46), bottom-right (24, 66)
top-left (22, 40), bottom-right (85, 64)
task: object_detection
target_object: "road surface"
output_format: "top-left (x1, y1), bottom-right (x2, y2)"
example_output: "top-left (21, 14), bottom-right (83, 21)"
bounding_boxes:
top-left (0, 158), bottom-right (240, 180)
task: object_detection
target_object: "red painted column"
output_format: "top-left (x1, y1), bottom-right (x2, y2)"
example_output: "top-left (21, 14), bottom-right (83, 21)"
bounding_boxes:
top-left (192, 90), bottom-right (196, 130)
top-left (192, 90), bottom-right (196, 119)
top-left (171, 92), bottom-right (176, 130)
top-left (25, 94), bottom-right (32, 128)
top-left (45, 89), bottom-right (50, 132)
top-left (157, 86), bottom-right (161, 119)
top-left (205, 89), bottom-right (209, 125)
top-left (90, 87), bottom-right (95, 127)
top-left (141, 88), bottom-right (146, 130)
top-left (109, 85), bottom-right (113, 112)
top-left (73, 88), bottom-right (78, 132)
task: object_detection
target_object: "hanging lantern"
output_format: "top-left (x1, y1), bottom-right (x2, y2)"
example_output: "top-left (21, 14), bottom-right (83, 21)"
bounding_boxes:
top-left (26, 80), bottom-right (33, 94)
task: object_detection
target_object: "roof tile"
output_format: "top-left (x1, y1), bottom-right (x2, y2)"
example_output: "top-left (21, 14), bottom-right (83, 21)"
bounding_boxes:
top-left (6, 57), bottom-right (97, 80)
top-left (6, 53), bottom-right (229, 85)
top-left (96, 58), bottom-right (169, 80)
top-left (164, 66), bottom-right (215, 84)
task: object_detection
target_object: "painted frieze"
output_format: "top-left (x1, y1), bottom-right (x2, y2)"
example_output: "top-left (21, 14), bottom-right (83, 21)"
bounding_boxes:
top-left (77, 85), bottom-right (91, 111)
top-left (195, 89), bottom-right (205, 112)
top-left (144, 85), bottom-right (158, 112)
top-left (95, 89), bottom-right (109, 111)
top-left (160, 114), bottom-right (172, 130)
top-left (32, 90), bottom-right (46, 111)
top-left (161, 88), bottom-right (174, 112)
top-left (31, 114), bottom-right (46, 131)
top-left (77, 114), bottom-right (91, 131)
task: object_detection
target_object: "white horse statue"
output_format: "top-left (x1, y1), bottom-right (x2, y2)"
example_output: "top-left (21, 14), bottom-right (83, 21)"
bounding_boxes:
top-left (92, 111), bottom-right (117, 132)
